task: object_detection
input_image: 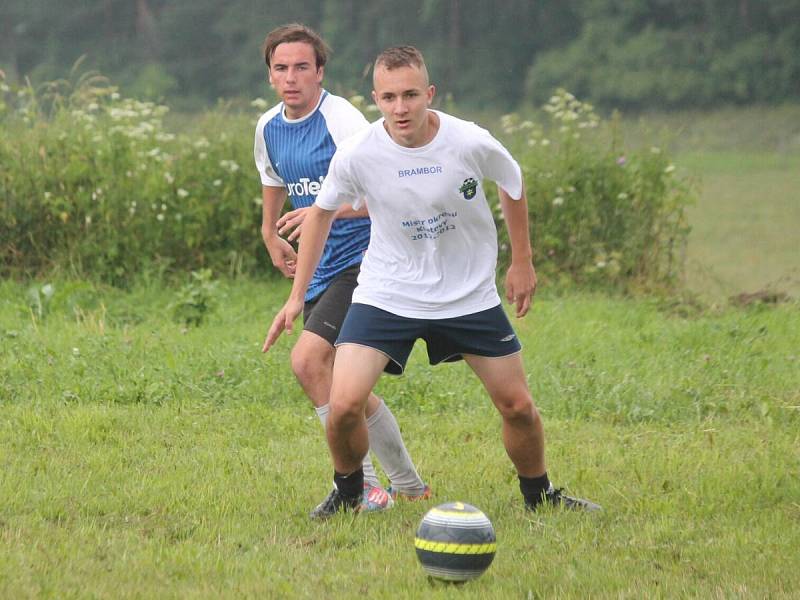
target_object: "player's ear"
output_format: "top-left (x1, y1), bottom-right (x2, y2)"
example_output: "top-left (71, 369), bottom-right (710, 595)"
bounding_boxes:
top-left (316, 65), bottom-right (324, 84)
top-left (426, 84), bottom-right (436, 106)
top-left (267, 69), bottom-right (274, 88)
top-left (371, 90), bottom-right (378, 104)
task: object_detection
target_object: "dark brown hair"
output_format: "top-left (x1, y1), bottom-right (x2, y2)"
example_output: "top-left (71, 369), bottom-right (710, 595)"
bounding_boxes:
top-left (262, 23), bottom-right (331, 69)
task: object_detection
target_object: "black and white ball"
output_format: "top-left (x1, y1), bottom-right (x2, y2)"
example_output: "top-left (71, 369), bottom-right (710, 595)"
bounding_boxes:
top-left (414, 502), bottom-right (496, 582)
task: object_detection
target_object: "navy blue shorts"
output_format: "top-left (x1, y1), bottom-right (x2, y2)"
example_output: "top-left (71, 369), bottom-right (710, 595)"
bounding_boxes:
top-left (335, 303), bottom-right (522, 375)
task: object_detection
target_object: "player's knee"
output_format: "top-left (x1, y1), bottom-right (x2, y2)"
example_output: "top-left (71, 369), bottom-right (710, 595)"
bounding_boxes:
top-left (495, 391), bottom-right (537, 424)
top-left (290, 344), bottom-right (331, 387)
top-left (328, 396), bottom-right (363, 429)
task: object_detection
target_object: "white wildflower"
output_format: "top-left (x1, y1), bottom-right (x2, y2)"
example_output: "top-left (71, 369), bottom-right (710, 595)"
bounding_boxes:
top-left (220, 159), bottom-right (240, 173)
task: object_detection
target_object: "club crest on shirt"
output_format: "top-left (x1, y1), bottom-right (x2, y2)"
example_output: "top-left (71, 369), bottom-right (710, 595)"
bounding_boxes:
top-left (459, 177), bottom-right (478, 200)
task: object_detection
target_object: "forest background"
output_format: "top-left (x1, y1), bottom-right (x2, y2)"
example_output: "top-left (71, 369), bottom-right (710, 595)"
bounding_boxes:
top-left (2, 0), bottom-right (800, 111)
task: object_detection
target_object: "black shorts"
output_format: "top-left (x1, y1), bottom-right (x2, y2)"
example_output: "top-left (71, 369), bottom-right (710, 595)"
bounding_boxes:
top-left (302, 265), bottom-right (360, 346)
top-left (336, 303), bottom-right (522, 375)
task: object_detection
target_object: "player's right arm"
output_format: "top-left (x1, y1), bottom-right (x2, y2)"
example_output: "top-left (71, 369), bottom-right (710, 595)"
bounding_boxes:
top-left (263, 204), bottom-right (336, 352)
top-left (261, 185), bottom-right (297, 278)
top-left (276, 200), bottom-right (368, 242)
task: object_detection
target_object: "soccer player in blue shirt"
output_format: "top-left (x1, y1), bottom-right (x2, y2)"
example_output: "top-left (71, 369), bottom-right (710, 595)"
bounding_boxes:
top-left (254, 24), bottom-right (429, 518)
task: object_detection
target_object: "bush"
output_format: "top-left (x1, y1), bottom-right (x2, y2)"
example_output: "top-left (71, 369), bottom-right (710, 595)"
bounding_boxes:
top-left (1, 69), bottom-right (692, 291)
top-left (0, 68), bottom-right (264, 285)
top-left (493, 90), bottom-right (695, 291)
top-left (169, 269), bottom-right (220, 327)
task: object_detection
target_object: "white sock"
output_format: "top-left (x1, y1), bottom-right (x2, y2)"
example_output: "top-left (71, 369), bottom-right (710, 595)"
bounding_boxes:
top-left (366, 398), bottom-right (426, 495)
top-left (315, 404), bottom-right (380, 488)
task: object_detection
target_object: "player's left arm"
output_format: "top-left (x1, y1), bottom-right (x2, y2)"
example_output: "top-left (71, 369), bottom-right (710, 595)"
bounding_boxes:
top-left (264, 205), bottom-right (337, 352)
top-left (499, 182), bottom-right (537, 317)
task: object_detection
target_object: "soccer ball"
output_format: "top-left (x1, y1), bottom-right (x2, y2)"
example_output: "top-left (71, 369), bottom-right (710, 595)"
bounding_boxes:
top-left (414, 502), bottom-right (496, 582)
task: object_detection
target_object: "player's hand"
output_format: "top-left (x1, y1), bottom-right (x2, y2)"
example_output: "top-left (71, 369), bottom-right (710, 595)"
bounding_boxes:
top-left (264, 236), bottom-right (297, 278)
top-left (262, 298), bottom-right (304, 353)
top-left (277, 207), bottom-right (310, 242)
top-left (505, 261), bottom-right (537, 318)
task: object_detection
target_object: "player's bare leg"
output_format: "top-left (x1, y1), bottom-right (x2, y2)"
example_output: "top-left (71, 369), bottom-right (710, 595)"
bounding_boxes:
top-left (464, 353), bottom-right (546, 477)
top-left (326, 343), bottom-right (390, 473)
top-left (291, 331), bottom-right (382, 487)
top-left (293, 330), bottom-right (426, 498)
top-left (466, 352), bottom-right (601, 512)
top-left (308, 343), bottom-right (396, 519)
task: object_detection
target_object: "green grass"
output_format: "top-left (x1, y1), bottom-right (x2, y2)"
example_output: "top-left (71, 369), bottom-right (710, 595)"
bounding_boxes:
top-left (610, 105), bottom-right (800, 303)
top-left (1, 279), bottom-right (799, 598)
top-left (677, 151), bottom-right (800, 302)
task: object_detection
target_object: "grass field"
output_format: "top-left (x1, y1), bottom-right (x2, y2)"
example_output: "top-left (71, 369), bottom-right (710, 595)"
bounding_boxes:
top-left (620, 106), bottom-right (800, 303)
top-left (1, 279), bottom-right (798, 598)
top-left (679, 151), bottom-right (799, 302)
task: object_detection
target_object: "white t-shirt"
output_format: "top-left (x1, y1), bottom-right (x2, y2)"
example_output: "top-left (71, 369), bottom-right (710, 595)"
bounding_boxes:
top-left (315, 110), bottom-right (523, 319)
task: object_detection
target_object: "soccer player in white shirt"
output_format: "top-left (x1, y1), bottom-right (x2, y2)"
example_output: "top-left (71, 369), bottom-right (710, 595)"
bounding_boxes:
top-left (255, 26), bottom-right (429, 518)
top-left (264, 45), bottom-right (600, 516)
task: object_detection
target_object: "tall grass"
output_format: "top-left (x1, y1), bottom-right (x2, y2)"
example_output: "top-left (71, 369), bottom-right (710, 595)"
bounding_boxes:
top-left (495, 91), bottom-right (695, 290)
top-left (0, 70), bottom-right (262, 284)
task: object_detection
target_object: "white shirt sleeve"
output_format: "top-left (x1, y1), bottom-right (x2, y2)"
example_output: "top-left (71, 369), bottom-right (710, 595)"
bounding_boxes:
top-left (475, 127), bottom-right (523, 200)
top-left (253, 113), bottom-right (284, 188)
top-left (315, 147), bottom-right (363, 211)
top-left (320, 96), bottom-right (370, 146)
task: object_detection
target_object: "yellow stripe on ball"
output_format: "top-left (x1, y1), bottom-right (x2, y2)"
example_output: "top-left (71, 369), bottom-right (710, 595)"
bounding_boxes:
top-left (414, 538), bottom-right (497, 555)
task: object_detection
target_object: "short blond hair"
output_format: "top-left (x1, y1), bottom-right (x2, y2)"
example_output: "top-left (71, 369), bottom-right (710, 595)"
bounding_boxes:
top-left (374, 45), bottom-right (427, 72)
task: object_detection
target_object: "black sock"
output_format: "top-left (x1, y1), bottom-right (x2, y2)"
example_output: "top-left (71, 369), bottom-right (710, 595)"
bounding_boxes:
top-left (519, 472), bottom-right (550, 506)
top-left (334, 467), bottom-right (364, 498)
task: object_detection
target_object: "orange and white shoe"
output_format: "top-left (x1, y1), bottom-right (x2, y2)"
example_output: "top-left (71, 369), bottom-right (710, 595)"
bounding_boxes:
top-left (387, 484), bottom-right (432, 502)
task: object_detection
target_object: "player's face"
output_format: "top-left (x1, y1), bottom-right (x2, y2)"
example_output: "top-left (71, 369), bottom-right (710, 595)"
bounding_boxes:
top-left (268, 42), bottom-right (324, 119)
top-left (372, 64), bottom-right (435, 148)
